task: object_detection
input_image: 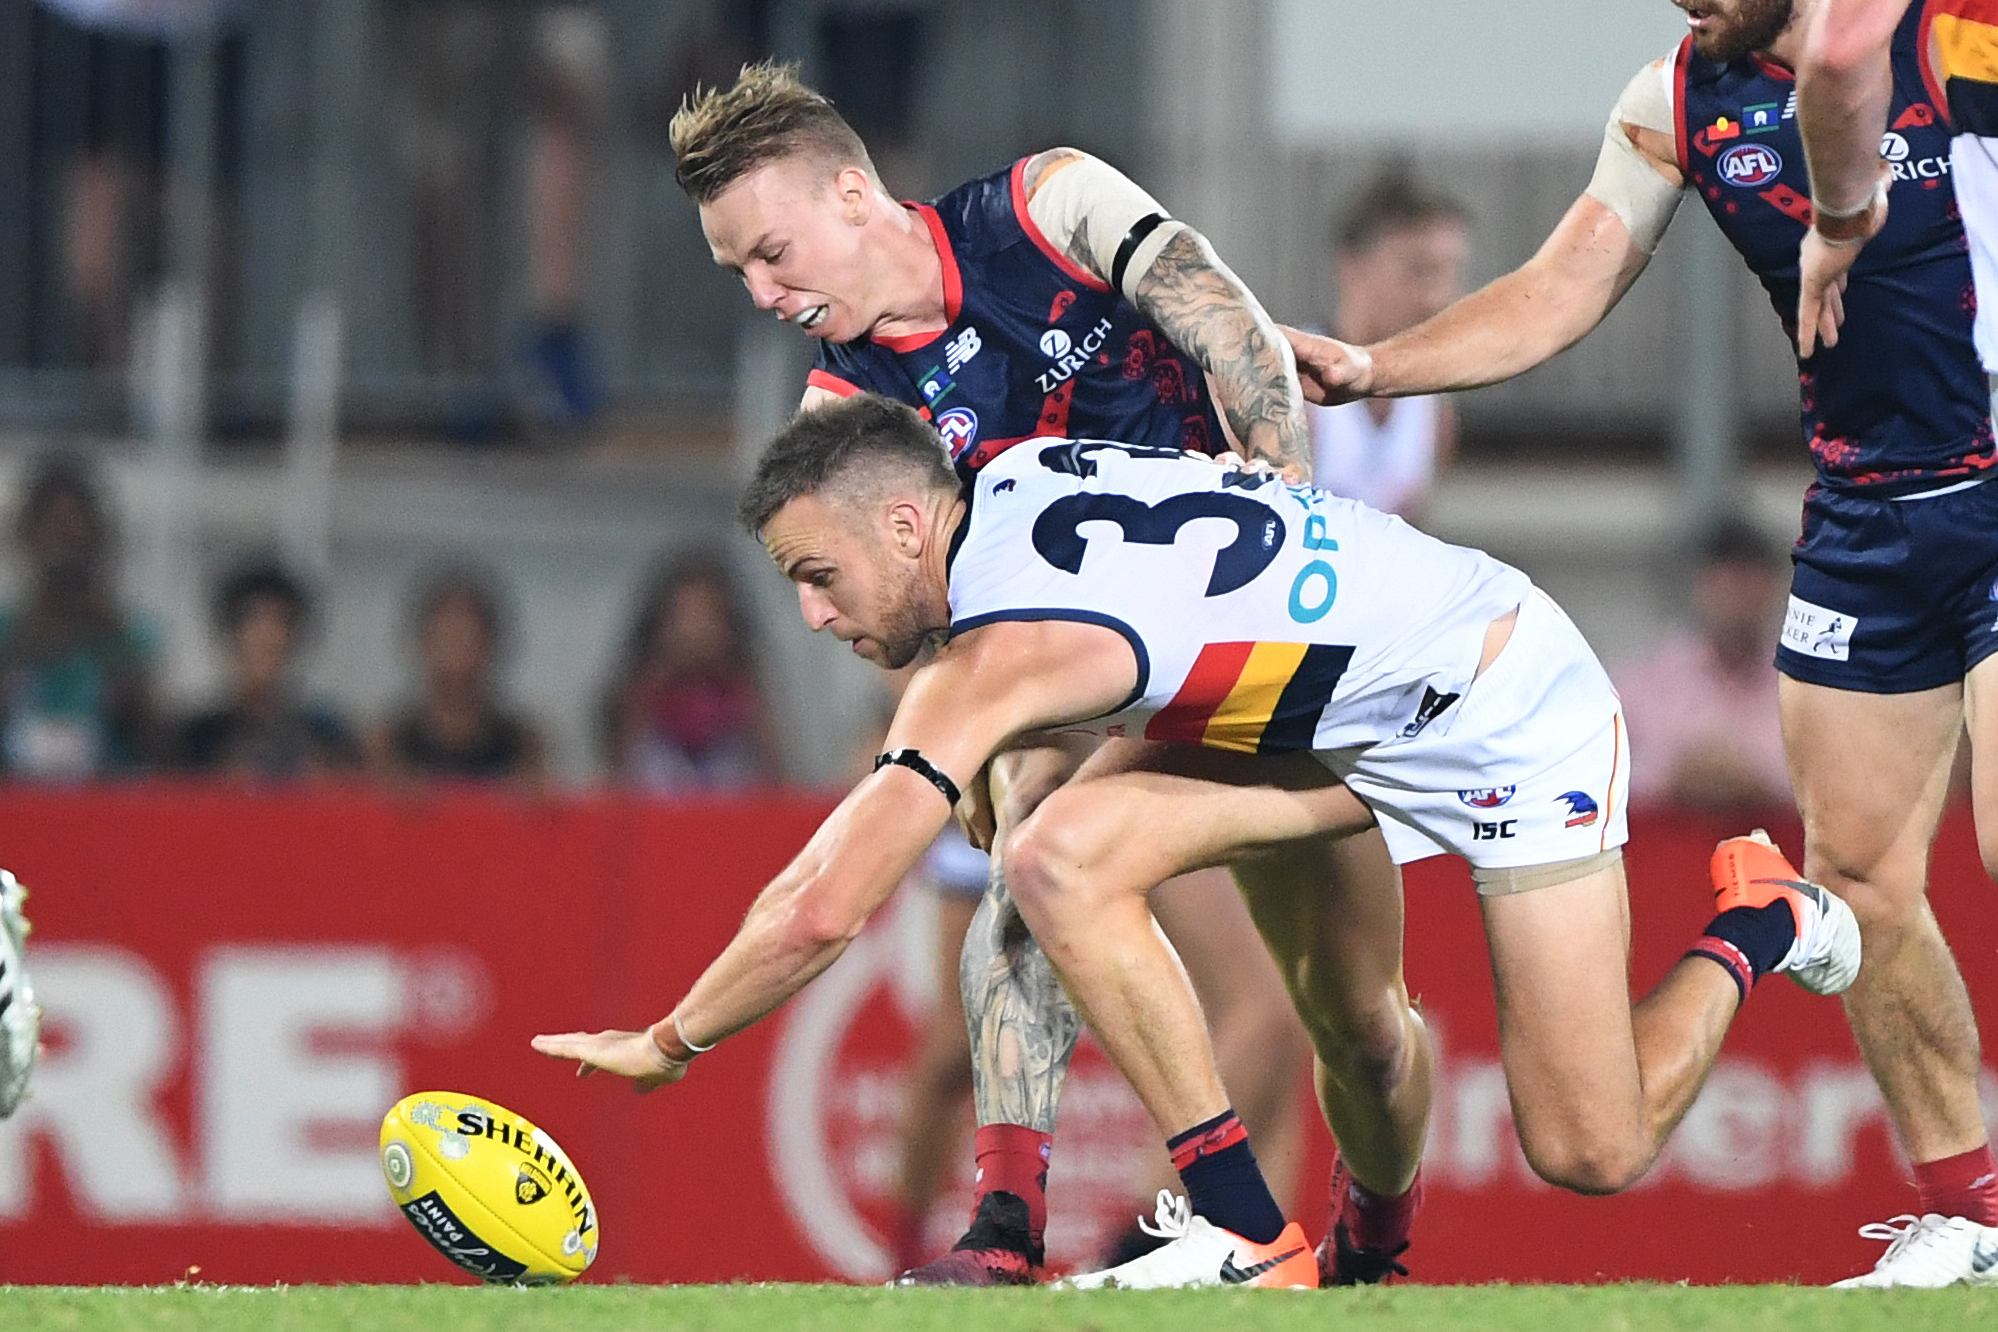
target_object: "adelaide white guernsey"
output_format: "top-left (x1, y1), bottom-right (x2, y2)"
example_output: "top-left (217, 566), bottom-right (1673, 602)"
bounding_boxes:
top-left (946, 439), bottom-right (1531, 757)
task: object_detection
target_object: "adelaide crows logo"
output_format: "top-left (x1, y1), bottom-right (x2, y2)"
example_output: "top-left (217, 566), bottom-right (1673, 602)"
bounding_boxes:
top-left (1557, 791), bottom-right (1600, 828)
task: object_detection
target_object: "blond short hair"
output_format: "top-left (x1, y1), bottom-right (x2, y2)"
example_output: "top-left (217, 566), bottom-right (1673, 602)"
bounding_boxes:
top-left (669, 61), bottom-right (877, 203)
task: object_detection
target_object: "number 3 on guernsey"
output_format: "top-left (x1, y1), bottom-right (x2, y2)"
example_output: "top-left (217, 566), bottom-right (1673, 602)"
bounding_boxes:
top-left (1290, 514), bottom-right (1338, 623)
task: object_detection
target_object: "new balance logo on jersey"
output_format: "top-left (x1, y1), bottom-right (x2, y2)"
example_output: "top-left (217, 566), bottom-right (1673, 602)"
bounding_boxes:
top-left (1037, 317), bottom-right (1114, 393)
top-left (1218, 1245), bottom-right (1305, 1284)
top-left (944, 326), bottom-right (982, 373)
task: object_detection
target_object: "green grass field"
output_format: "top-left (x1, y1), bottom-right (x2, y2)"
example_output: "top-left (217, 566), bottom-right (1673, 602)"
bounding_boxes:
top-left (5, 1283), bottom-right (1997, 1332)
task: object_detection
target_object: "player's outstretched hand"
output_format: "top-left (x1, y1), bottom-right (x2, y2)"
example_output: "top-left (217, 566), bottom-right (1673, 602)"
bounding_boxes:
top-left (1281, 325), bottom-right (1373, 405)
top-left (531, 1029), bottom-right (688, 1092)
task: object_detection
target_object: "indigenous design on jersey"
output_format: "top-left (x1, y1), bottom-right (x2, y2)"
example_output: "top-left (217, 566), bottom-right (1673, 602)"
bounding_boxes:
top-left (946, 440), bottom-right (1529, 757)
top-left (810, 159), bottom-right (1225, 470)
top-left (1674, 5), bottom-right (1995, 495)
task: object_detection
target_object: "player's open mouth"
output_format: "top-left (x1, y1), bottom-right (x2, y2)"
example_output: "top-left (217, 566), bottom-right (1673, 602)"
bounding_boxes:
top-left (1683, 6), bottom-right (1712, 29)
top-left (794, 304), bottom-right (828, 332)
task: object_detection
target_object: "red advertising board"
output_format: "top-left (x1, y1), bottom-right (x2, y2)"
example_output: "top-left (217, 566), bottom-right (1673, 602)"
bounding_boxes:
top-left (0, 787), bottom-right (1992, 1285)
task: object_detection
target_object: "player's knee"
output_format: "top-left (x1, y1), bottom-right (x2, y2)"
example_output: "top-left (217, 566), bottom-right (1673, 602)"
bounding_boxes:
top-left (1303, 991), bottom-right (1412, 1100)
top-left (1518, 1131), bottom-right (1648, 1197)
top-left (1804, 852), bottom-right (1922, 941)
top-left (999, 817), bottom-right (1099, 920)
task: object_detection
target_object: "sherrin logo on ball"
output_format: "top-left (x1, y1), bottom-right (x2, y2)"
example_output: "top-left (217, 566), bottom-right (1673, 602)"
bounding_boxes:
top-left (380, 1091), bottom-right (598, 1284)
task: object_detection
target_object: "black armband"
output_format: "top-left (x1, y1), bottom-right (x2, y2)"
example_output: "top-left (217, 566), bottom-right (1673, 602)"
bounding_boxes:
top-left (1110, 211), bottom-right (1170, 296)
top-left (873, 748), bottom-right (963, 807)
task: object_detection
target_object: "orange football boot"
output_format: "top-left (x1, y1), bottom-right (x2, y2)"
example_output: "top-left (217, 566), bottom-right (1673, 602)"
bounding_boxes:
top-left (1710, 830), bottom-right (1861, 995)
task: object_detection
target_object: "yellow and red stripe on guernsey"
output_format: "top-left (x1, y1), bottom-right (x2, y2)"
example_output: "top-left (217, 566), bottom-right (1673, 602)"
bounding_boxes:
top-left (1930, 0), bottom-right (1998, 134)
top-left (1145, 641), bottom-right (1354, 754)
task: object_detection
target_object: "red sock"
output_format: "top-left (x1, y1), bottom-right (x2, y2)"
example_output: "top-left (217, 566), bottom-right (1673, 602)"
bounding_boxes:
top-left (1915, 1144), bottom-right (1998, 1226)
top-left (1334, 1153), bottom-right (1424, 1252)
top-left (973, 1124), bottom-right (1051, 1244)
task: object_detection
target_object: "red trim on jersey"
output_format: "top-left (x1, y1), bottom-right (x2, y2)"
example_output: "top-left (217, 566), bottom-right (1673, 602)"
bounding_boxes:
top-left (871, 204), bottom-right (961, 353)
top-left (1750, 53), bottom-right (1796, 81)
top-left (805, 368), bottom-right (862, 398)
top-left (1009, 157), bottom-right (1112, 293)
top-left (1145, 641), bottom-right (1254, 745)
top-left (1920, 0), bottom-right (1951, 123)
top-left (1673, 37), bottom-right (1694, 173)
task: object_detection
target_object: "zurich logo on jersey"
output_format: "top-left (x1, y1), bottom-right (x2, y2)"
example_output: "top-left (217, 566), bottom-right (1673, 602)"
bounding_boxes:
top-left (1717, 143), bottom-right (1783, 188)
top-left (935, 406), bottom-right (979, 457)
top-left (1557, 791), bottom-right (1600, 828)
top-left (1459, 786), bottom-right (1516, 809)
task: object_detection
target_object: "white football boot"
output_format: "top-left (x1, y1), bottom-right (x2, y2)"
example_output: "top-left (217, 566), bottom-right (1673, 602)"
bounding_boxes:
top-left (1831, 1213), bottom-right (1998, 1288)
top-left (1711, 831), bottom-right (1862, 996)
top-left (0, 869), bottom-right (40, 1119)
top-left (1056, 1192), bottom-right (1317, 1290)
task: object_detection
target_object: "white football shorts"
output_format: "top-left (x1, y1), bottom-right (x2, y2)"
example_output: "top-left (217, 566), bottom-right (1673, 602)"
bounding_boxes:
top-left (1318, 587), bottom-right (1629, 875)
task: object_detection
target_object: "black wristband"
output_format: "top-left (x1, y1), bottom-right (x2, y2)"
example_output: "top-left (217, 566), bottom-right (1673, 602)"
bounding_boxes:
top-left (1111, 212), bottom-right (1170, 296)
top-left (873, 748), bottom-right (963, 807)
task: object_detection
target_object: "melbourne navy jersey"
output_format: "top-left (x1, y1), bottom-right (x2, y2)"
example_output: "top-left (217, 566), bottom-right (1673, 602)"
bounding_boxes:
top-left (809, 158), bottom-right (1226, 470)
top-left (946, 439), bottom-right (1529, 755)
top-left (1674, 5), bottom-right (1995, 495)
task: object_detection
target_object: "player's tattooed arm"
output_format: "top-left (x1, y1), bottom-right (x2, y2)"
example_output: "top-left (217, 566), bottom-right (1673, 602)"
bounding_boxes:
top-left (962, 864), bottom-right (1081, 1132)
top-left (1133, 230), bottom-right (1310, 479)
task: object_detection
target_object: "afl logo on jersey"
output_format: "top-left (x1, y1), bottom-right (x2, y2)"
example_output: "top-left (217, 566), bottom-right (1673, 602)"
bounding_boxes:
top-left (935, 407), bottom-right (979, 457)
top-left (1717, 143), bottom-right (1783, 188)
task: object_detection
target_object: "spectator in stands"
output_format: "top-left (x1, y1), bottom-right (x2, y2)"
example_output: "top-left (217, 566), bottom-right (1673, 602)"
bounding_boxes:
top-left (31, 0), bottom-right (248, 368)
top-left (1616, 517), bottom-right (1793, 813)
top-left (176, 561), bottom-right (358, 780)
top-left (600, 552), bottom-right (775, 791)
top-left (370, 568), bottom-right (547, 786)
top-left (384, 1), bottom-right (610, 438)
top-left (0, 453), bottom-right (158, 780)
top-left (1307, 169), bottom-right (1471, 521)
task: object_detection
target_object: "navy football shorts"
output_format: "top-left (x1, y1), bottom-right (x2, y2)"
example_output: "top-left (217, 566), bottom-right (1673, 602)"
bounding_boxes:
top-left (1777, 477), bottom-right (1998, 693)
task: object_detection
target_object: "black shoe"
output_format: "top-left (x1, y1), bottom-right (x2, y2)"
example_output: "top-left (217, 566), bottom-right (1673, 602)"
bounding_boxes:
top-left (893, 1191), bottom-right (1044, 1287)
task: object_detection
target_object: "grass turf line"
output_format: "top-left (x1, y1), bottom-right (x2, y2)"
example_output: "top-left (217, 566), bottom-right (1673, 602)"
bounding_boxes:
top-left (4, 1284), bottom-right (1998, 1332)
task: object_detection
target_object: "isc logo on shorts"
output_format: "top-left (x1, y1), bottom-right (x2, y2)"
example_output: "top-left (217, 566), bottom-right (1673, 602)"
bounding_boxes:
top-left (1782, 594), bottom-right (1857, 661)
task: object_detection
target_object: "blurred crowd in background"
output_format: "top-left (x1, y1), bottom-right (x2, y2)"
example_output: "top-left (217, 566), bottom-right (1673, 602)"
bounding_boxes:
top-left (0, 0), bottom-right (1830, 816)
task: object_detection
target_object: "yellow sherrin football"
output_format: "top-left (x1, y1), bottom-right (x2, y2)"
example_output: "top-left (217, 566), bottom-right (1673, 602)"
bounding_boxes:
top-left (380, 1091), bottom-right (599, 1284)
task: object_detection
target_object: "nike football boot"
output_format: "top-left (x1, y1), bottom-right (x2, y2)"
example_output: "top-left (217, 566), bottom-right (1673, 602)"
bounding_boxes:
top-left (1057, 1192), bottom-right (1317, 1290)
top-left (1832, 1213), bottom-right (1998, 1288)
top-left (1711, 830), bottom-right (1862, 995)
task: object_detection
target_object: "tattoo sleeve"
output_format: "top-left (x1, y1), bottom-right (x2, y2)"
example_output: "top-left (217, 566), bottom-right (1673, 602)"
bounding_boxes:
top-left (961, 859), bottom-right (1082, 1132)
top-left (1133, 229), bottom-right (1312, 479)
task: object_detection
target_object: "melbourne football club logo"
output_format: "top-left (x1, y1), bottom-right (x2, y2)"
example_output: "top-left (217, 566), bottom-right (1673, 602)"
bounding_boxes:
top-left (934, 407), bottom-right (979, 457)
top-left (1718, 143), bottom-right (1783, 188)
top-left (1557, 791), bottom-right (1600, 828)
top-left (1458, 786), bottom-right (1515, 809)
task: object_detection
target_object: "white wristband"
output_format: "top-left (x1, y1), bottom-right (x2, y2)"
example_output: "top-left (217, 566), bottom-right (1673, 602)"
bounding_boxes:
top-left (674, 1013), bottom-right (717, 1054)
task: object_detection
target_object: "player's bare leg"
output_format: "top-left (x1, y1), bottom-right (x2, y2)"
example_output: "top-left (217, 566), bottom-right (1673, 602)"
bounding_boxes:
top-left (1005, 747), bottom-right (1377, 1287)
top-left (1233, 829), bottom-right (1433, 1282)
top-left (1150, 867), bottom-right (1310, 1211)
top-left (1779, 674), bottom-right (1998, 1284)
top-left (1484, 862), bottom-right (1734, 1192)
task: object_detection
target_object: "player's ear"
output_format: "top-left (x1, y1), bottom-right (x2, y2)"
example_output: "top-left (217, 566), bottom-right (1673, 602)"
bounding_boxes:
top-left (884, 497), bottom-right (924, 558)
top-left (834, 166), bottom-right (872, 224)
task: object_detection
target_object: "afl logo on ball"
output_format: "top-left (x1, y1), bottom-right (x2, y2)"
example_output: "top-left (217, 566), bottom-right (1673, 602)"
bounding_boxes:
top-left (1718, 143), bottom-right (1783, 188)
top-left (935, 407), bottom-right (979, 457)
